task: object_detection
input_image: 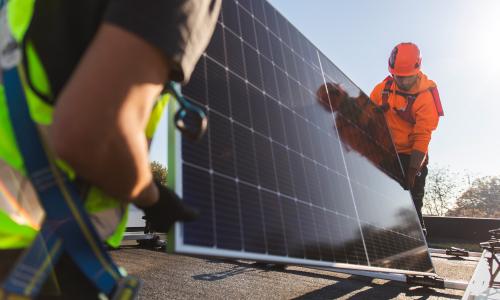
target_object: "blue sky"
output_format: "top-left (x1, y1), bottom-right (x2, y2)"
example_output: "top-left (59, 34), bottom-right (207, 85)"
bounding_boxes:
top-left (266, 0), bottom-right (500, 177)
top-left (152, 0), bottom-right (500, 177)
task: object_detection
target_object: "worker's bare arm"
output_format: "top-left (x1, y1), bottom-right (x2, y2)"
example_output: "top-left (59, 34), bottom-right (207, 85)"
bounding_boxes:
top-left (50, 23), bottom-right (166, 207)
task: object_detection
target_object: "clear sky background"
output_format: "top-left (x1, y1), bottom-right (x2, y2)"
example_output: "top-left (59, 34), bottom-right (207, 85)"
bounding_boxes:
top-left (152, 0), bottom-right (500, 178)
top-left (265, 0), bottom-right (500, 177)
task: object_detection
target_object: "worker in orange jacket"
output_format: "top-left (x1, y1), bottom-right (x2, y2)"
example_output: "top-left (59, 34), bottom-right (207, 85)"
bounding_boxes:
top-left (370, 42), bottom-right (444, 229)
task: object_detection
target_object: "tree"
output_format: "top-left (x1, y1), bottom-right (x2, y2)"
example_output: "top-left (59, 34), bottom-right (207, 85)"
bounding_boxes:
top-left (447, 176), bottom-right (500, 218)
top-left (151, 161), bottom-right (168, 186)
top-left (423, 165), bottom-right (465, 216)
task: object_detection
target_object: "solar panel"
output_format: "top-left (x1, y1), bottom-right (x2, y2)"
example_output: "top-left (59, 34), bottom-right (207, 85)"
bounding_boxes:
top-left (167, 0), bottom-right (434, 274)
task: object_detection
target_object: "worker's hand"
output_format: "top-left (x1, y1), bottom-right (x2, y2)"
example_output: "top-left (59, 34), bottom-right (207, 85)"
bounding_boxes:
top-left (137, 180), bottom-right (199, 232)
top-left (405, 150), bottom-right (426, 190)
top-left (405, 167), bottom-right (418, 190)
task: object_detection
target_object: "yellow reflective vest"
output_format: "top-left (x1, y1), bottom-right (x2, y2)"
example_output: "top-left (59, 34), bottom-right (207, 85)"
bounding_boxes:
top-left (0, 0), bottom-right (169, 249)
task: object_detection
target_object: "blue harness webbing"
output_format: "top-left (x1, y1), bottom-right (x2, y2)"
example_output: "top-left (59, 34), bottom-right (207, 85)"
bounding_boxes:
top-left (1, 61), bottom-right (131, 298)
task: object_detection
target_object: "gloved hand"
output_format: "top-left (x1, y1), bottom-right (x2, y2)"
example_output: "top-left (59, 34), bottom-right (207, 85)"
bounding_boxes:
top-left (405, 167), bottom-right (418, 190)
top-left (137, 180), bottom-right (199, 233)
top-left (405, 150), bottom-right (426, 190)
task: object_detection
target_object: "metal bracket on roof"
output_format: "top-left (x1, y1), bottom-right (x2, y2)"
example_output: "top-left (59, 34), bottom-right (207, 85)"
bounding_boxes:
top-left (480, 228), bottom-right (500, 288)
top-left (489, 228), bottom-right (500, 240)
top-left (445, 247), bottom-right (469, 258)
top-left (406, 274), bottom-right (445, 289)
top-left (314, 266), bottom-right (468, 290)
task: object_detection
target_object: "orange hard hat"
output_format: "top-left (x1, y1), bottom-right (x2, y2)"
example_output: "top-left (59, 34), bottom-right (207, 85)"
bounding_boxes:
top-left (388, 43), bottom-right (422, 76)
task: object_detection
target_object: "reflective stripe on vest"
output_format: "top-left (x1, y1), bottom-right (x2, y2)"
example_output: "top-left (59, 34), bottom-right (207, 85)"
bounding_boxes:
top-left (0, 160), bottom-right (43, 230)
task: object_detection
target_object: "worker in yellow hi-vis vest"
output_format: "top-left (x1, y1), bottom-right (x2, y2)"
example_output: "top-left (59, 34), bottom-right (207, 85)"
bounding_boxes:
top-left (0, 0), bottom-right (221, 297)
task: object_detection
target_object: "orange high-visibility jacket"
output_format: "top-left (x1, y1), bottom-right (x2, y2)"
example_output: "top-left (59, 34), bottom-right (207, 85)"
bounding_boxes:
top-left (370, 72), bottom-right (440, 154)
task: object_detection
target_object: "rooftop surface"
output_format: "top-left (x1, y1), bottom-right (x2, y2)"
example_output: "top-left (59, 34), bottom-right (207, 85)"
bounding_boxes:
top-left (111, 247), bottom-right (478, 299)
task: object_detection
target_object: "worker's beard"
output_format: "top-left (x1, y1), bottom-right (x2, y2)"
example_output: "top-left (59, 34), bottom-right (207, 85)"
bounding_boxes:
top-left (396, 82), bottom-right (413, 91)
top-left (395, 78), bottom-right (418, 91)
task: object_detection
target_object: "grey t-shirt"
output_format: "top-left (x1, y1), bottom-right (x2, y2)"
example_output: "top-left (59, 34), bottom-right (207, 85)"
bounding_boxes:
top-left (26, 0), bottom-right (220, 104)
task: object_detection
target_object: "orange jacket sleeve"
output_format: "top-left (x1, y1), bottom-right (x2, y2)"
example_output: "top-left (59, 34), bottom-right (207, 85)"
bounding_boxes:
top-left (369, 83), bottom-right (384, 106)
top-left (410, 91), bottom-right (440, 153)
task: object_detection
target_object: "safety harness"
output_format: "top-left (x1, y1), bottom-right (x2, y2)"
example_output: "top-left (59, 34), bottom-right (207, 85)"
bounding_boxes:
top-left (380, 76), bottom-right (444, 124)
top-left (1, 0), bottom-right (207, 297)
top-left (1, 32), bottom-right (207, 300)
top-left (1, 58), bottom-right (145, 300)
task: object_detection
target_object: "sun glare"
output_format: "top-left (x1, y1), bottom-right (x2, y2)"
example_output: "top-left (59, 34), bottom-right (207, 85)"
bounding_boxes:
top-left (464, 1), bottom-right (500, 75)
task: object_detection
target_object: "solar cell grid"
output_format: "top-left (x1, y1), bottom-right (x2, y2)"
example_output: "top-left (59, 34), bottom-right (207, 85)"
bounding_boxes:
top-left (170, 0), bottom-right (434, 274)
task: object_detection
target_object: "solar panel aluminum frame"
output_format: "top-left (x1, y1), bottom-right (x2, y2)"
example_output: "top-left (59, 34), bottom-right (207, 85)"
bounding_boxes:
top-left (166, 0), bottom-right (434, 276)
top-left (166, 96), bottom-right (435, 277)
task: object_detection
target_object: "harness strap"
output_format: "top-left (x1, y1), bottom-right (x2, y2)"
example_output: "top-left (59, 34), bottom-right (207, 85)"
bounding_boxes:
top-left (429, 86), bottom-right (444, 116)
top-left (395, 94), bottom-right (418, 124)
top-left (380, 77), bottom-right (393, 112)
top-left (1, 65), bottom-right (123, 297)
top-left (4, 227), bottom-right (63, 296)
top-left (380, 76), bottom-right (444, 124)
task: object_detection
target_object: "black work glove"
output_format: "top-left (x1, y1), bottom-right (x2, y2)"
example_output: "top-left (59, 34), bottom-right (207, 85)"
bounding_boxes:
top-left (405, 167), bottom-right (418, 190)
top-left (137, 180), bottom-right (199, 233)
top-left (404, 150), bottom-right (426, 190)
